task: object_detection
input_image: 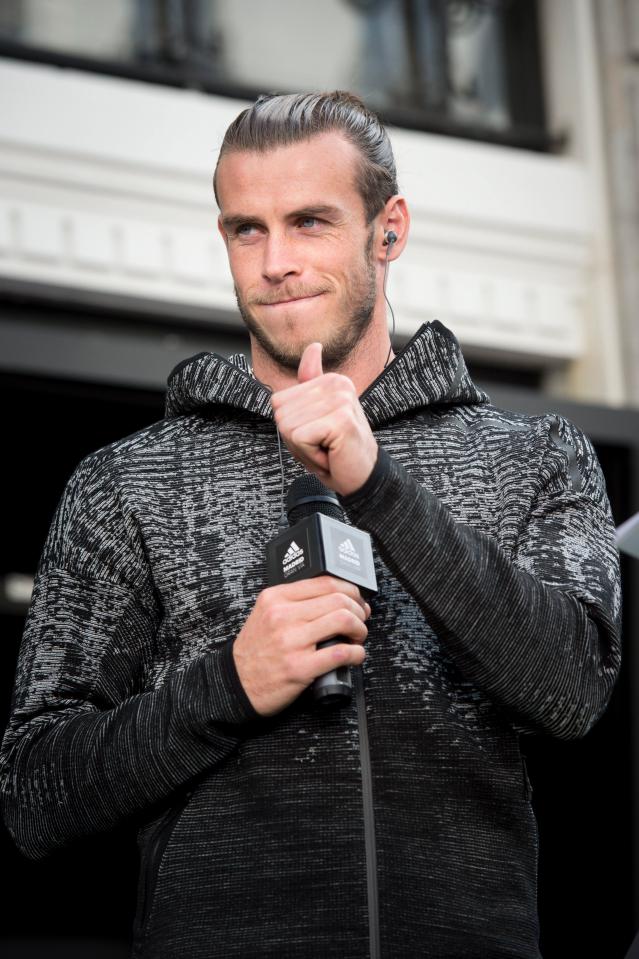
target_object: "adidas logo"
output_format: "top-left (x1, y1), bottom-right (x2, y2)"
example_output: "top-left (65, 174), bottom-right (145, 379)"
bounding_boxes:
top-left (338, 537), bottom-right (361, 567)
top-left (285, 541), bottom-right (303, 562)
top-left (282, 540), bottom-right (305, 575)
top-left (339, 538), bottom-right (359, 557)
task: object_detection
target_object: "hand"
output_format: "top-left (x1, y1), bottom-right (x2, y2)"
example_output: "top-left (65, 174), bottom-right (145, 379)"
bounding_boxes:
top-left (271, 343), bottom-right (378, 496)
top-left (232, 576), bottom-right (371, 716)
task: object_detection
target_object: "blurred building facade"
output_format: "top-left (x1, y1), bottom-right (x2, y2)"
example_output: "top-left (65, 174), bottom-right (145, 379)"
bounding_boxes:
top-left (0, 0), bottom-right (637, 406)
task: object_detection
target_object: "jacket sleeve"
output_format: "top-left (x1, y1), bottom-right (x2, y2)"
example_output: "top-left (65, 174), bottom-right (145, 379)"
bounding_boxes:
top-left (340, 414), bottom-right (622, 740)
top-left (0, 453), bottom-right (258, 861)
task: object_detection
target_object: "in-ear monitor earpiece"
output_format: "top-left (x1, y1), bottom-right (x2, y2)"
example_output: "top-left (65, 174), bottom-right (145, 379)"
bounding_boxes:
top-left (383, 230), bottom-right (398, 247)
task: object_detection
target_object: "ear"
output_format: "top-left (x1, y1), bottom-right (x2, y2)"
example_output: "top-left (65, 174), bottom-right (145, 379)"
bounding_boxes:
top-left (375, 195), bottom-right (410, 263)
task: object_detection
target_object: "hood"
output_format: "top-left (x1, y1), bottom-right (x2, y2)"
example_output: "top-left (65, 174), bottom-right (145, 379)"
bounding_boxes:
top-left (165, 320), bottom-right (490, 427)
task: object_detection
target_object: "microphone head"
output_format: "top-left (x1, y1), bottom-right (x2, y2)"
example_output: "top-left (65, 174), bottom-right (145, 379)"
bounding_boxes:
top-left (286, 474), bottom-right (344, 525)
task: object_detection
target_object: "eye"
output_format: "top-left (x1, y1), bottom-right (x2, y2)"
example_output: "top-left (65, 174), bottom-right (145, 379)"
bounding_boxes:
top-left (236, 223), bottom-right (256, 236)
top-left (298, 216), bottom-right (320, 229)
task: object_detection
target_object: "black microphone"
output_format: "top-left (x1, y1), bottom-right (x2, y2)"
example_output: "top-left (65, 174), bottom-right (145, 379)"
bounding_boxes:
top-left (265, 473), bottom-right (378, 707)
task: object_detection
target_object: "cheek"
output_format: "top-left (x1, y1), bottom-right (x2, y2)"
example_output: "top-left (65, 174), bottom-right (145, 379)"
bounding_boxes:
top-left (228, 250), bottom-right (258, 291)
top-left (313, 253), bottom-right (349, 288)
top-left (332, 255), bottom-right (365, 297)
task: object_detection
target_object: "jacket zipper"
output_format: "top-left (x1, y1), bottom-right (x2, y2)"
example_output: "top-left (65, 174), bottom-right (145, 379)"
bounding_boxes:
top-left (354, 665), bottom-right (380, 959)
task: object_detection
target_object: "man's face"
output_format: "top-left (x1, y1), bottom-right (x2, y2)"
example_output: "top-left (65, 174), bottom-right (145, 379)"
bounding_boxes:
top-left (216, 132), bottom-right (380, 371)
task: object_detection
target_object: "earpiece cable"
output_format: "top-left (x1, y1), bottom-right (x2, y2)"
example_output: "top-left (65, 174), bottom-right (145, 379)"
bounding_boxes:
top-left (383, 244), bottom-right (396, 370)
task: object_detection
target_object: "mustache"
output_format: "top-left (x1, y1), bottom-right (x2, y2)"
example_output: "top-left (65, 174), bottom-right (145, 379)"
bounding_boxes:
top-left (248, 285), bottom-right (331, 306)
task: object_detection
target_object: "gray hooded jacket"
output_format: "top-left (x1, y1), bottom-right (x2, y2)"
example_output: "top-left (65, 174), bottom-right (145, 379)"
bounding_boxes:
top-left (0, 320), bottom-right (621, 958)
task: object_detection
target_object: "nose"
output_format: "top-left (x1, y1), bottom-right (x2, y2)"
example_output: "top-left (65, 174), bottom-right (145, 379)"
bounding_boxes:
top-left (262, 231), bottom-right (301, 283)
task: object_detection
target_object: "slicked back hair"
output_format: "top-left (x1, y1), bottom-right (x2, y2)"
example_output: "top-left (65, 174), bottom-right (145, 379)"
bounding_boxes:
top-left (213, 91), bottom-right (399, 223)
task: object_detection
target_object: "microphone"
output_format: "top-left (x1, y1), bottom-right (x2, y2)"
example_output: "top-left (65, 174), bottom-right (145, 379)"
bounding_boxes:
top-left (265, 473), bottom-right (378, 707)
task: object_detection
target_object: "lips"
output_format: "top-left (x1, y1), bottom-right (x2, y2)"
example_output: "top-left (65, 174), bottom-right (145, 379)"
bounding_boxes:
top-left (268, 294), bottom-right (322, 306)
top-left (253, 291), bottom-right (327, 307)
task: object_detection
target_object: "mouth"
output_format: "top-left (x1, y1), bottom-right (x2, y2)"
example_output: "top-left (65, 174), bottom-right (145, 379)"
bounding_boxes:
top-left (259, 292), bottom-right (326, 307)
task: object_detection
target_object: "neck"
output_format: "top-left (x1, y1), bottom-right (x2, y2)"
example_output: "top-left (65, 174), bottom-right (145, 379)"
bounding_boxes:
top-left (250, 318), bottom-right (394, 395)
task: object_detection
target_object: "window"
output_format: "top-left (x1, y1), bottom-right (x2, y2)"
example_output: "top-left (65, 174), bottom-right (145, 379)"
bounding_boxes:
top-left (0, 0), bottom-right (549, 149)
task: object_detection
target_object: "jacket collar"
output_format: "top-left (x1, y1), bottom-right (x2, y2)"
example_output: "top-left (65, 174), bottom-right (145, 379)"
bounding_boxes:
top-left (164, 320), bottom-right (489, 425)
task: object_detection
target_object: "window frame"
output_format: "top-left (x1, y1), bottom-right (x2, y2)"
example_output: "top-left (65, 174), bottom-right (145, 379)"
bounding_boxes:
top-left (0, 0), bottom-right (558, 152)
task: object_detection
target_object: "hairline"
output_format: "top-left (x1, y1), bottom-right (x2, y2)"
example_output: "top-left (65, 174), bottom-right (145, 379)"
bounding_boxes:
top-left (214, 130), bottom-right (387, 224)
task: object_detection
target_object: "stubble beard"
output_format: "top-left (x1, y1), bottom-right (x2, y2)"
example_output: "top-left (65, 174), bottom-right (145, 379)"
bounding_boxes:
top-left (235, 231), bottom-right (377, 372)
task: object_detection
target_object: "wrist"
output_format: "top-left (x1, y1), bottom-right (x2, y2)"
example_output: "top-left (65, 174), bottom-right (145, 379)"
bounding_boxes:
top-left (337, 439), bottom-right (380, 497)
top-left (339, 445), bottom-right (391, 505)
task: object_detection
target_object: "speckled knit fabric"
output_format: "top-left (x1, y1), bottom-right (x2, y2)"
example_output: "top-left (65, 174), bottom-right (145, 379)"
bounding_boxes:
top-left (0, 320), bottom-right (621, 958)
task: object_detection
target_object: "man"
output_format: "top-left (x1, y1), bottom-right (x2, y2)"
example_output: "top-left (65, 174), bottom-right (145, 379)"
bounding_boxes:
top-left (0, 92), bottom-right (621, 958)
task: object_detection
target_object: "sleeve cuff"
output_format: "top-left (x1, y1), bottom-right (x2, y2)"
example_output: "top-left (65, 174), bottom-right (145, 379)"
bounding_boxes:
top-left (218, 638), bottom-right (261, 722)
top-left (183, 640), bottom-right (260, 736)
top-left (339, 445), bottom-right (394, 513)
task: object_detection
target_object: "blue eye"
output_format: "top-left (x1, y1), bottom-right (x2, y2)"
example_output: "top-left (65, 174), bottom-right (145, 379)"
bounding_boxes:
top-left (237, 223), bottom-right (255, 236)
top-left (299, 216), bottom-right (318, 228)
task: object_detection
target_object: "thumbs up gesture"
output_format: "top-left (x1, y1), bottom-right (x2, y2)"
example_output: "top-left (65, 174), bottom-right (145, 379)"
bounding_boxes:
top-left (270, 343), bottom-right (379, 496)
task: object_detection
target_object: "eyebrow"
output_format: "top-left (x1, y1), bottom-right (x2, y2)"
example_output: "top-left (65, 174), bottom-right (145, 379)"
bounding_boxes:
top-left (220, 204), bottom-right (345, 233)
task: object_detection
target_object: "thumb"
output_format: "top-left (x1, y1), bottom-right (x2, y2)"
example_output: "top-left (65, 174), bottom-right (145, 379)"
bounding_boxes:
top-left (297, 342), bottom-right (323, 383)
